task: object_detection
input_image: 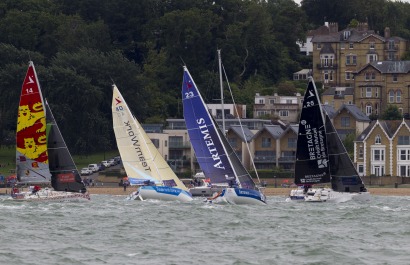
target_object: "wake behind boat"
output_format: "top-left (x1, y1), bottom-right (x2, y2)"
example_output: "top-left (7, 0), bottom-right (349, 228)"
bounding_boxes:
top-left (288, 78), bottom-right (370, 203)
top-left (13, 62), bottom-right (89, 202)
top-left (182, 51), bottom-right (265, 205)
top-left (112, 85), bottom-right (192, 202)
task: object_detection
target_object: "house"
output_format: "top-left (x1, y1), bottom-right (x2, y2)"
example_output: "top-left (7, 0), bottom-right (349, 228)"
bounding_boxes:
top-left (251, 125), bottom-right (284, 170)
top-left (354, 61), bottom-right (410, 118)
top-left (322, 86), bottom-right (354, 110)
top-left (331, 104), bottom-right (371, 139)
top-left (354, 119), bottom-right (404, 177)
top-left (253, 93), bottom-right (304, 123)
top-left (311, 22), bottom-right (407, 88)
top-left (293, 69), bottom-right (312, 81)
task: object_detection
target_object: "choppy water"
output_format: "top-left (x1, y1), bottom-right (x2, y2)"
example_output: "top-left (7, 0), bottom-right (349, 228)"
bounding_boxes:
top-left (0, 194), bottom-right (409, 265)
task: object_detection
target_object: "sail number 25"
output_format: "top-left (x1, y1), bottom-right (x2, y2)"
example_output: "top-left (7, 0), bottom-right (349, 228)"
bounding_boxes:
top-left (185, 92), bottom-right (194, 99)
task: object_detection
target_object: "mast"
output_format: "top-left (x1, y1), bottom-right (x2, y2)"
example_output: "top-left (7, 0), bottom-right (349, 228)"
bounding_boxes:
top-left (218, 49), bottom-right (225, 135)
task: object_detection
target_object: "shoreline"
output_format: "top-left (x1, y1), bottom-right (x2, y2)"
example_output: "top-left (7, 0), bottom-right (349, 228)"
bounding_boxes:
top-left (2, 186), bottom-right (409, 196)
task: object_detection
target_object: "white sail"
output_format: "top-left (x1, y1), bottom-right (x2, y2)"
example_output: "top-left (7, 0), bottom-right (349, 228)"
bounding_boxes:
top-left (112, 85), bottom-right (188, 191)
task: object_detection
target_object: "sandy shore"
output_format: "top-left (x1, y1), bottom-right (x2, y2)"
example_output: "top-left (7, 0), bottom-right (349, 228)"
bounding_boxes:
top-left (2, 186), bottom-right (408, 196)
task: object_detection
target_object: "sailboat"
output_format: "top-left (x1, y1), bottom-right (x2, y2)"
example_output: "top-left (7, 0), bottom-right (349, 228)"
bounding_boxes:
top-left (13, 61), bottom-right (90, 202)
top-left (112, 85), bottom-right (193, 202)
top-left (182, 53), bottom-right (266, 205)
top-left (289, 78), bottom-right (370, 202)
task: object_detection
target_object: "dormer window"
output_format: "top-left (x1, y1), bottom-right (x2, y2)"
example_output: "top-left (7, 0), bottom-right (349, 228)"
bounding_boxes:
top-left (375, 134), bottom-right (381, 144)
top-left (317, 43), bottom-right (322, 49)
top-left (343, 31), bottom-right (351, 40)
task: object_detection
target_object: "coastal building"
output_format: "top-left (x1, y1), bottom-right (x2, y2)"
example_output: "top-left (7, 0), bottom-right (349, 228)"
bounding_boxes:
top-left (311, 22), bottom-right (407, 88)
top-left (322, 86), bottom-right (354, 110)
top-left (354, 119), bottom-right (410, 177)
top-left (253, 93), bottom-right (304, 123)
top-left (354, 61), bottom-right (410, 118)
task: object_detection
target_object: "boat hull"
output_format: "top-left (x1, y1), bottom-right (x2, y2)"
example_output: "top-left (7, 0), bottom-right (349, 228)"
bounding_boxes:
top-left (189, 185), bottom-right (226, 197)
top-left (222, 188), bottom-right (266, 205)
top-left (289, 188), bottom-right (371, 203)
top-left (128, 186), bottom-right (193, 202)
top-left (12, 189), bottom-right (90, 202)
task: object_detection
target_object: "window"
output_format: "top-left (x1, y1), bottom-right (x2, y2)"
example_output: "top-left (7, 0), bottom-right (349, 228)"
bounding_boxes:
top-left (317, 43), bottom-right (322, 49)
top-left (343, 31), bottom-right (351, 40)
top-left (365, 72), bottom-right (376, 80)
top-left (279, 110), bottom-right (289, 117)
top-left (388, 40), bottom-right (395, 50)
top-left (367, 54), bottom-right (378, 63)
top-left (399, 149), bottom-right (410, 161)
top-left (399, 165), bottom-right (410, 177)
top-left (366, 87), bottom-right (372, 97)
top-left (257, 111), bottom-right (268, 117)
top-left (349, 43), bottom-right (354, 49)
top-left (346, 55), bottom-right (357, 65)
top-left (396, 90), bottom-right (402, 103)
top-left (375, 134), bottom-right (381, 144)
top-left (389, 90), bottom-right (395, 103)
top-left (165, 140), bottom-right (167, 147)
top-left (288, 138), bottom-right (296, 148)
top-left (393, 74), bottom-right (398, 82)
top-left (261, 137), bottom-right (271, 148)
top-left (151, 139), bottom-right (160, 149)
top-left (286, 99), bottom-right (292, 104)
top-left (366, 104), bottom-right (372, 116)
top-left (345, 72), bottom-right (352, 80)
top-left (370, 42), bottom-right (375, 49)
top-left (372, 165), bottom-right (385, 176)
top-left (373, 149), bottom-right (384, 161)
top-left (398, 136), bottom-right (410, 145)
top-left (269, 99), bottom-right (275, 104)
top-left (259, 99), bottom-right (264, 104)
top-left (341, 117), bottom-right (350, 127)
top-left (359, 148), bottom-right (364, 159)
top-left (358, 164), bottom-right (364, 174)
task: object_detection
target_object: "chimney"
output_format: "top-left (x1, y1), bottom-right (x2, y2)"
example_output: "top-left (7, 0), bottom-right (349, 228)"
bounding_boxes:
top-left (358, 22), bottom-right (369, 32)
top-left (329, 22), bottom-right (338, 33)
top-left (384, 27), bottom-right (391, 39)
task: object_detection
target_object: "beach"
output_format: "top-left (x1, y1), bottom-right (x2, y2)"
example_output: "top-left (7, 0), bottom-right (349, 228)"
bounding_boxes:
top-left (2, 186), bottom-right (408, 196)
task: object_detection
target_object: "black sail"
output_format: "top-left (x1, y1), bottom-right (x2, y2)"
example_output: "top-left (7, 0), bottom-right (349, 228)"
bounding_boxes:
top-left (46, 102), bottom-right (87, 193)
top-left (294, 79), bottom-right (330, 185)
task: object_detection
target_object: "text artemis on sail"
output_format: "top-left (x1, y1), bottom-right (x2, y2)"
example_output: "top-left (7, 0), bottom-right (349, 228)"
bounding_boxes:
top-left (197, 118), bottom-right (225, 170)
top-left (124, 121), bottom-right (151, 172)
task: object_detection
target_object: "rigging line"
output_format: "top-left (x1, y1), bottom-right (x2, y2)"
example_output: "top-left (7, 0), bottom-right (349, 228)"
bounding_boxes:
top-left (221, 63), bottom-right (261, 185)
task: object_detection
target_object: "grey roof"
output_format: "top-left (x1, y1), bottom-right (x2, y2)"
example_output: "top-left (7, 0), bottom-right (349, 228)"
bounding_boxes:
top-left (312, 28), bottom-right (382, 43)
top-left (356, 120), bottom-right (402, 141)
top-left (320, 43), bottom-right (335, 54)
top-left (252, 125), bottom-right (284, 140)
top-left (228, 125), bottom-right (254, 142)
top-left (294, 69), bottom-right (312, 75)
top-left (280, 124), bottom-right (299, 137)
top-left (368, 61), bottom-right (410, 74)
top-left (321, 104), bottom-right (336, 118)
top-left (337, 104), bottom-right (370, 122)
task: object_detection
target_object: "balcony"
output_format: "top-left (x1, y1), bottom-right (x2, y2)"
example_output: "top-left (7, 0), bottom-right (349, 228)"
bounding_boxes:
top-left (168, 141), bottom-right (191, 149)
top-left (254, 156), bottom-right (276, 163)
top-left (278, 156), bottom-right (295, 163)
top-left (316, 63), bottom-right (338, 70)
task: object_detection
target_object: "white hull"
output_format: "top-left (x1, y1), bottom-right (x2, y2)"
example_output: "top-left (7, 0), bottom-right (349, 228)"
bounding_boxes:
top-left (221, 188), bottom-right (266, 205)
top-left (288, 188), bottom-right (371, 203)
top-left (126, 186), bottom-right (193, 202)
top-left (12, 189), bottom-right (90, 202)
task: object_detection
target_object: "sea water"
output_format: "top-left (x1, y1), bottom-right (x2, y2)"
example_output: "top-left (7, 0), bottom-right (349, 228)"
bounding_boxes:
top-left (0, 195), bottom-right (409, 265)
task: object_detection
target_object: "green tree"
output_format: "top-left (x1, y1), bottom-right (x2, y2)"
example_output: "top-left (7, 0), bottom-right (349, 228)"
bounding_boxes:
top-left (381, 105), bottom-right (402, 120)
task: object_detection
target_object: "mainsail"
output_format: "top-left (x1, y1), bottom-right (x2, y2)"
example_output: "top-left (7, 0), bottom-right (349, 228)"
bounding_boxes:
top-left (294, 79), bottom-right (330, 185)
top-left (182, 67), bottom-right (257, 190)
top-left (16, 61), bottom-right (52, 183)
top-left (112, 85), bottom-right (188, 191)
top-left (45, 101), bottom-right (87, 193)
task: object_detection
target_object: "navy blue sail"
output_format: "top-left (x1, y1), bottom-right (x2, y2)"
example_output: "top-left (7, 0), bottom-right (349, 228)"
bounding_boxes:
top-left (294, 78), bottom-right (330, 185)
top-left (182, 67), bottom-right (256, 189)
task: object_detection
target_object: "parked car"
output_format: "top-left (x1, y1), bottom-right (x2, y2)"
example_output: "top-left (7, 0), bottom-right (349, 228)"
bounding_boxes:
top-left (108, 159), bottom-right (116, 166)
top-left (114, 156), bottom-right (121, 164)
top-left (101, 161), bottom-right (110, 168)
top-left (88, 164), bottom-right (99, 173)
top-left (98, 163), bottom-right (106, 171)
top-left (81, 168), bottom-right (92, 176)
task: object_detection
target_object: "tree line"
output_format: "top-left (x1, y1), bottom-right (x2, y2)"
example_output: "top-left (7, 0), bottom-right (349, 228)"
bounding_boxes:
top-left (0, 0), bottom-right (408, 155)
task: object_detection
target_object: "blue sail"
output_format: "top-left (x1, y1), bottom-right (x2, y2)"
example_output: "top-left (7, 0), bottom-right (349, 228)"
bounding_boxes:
top-left (182, 67), bottom-right (256, 189)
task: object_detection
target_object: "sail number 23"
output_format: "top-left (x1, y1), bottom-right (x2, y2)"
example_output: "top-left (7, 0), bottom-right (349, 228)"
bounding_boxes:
top-left (185, 92), bottom-right (194, 99)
